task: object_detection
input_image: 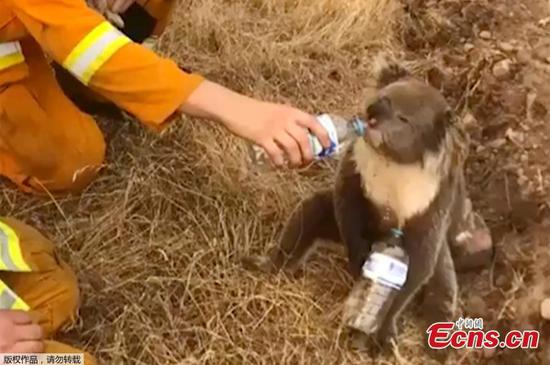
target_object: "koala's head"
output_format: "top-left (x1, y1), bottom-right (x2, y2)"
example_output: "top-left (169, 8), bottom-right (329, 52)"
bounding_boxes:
top-left (362, 77), bottom-right (453, 164)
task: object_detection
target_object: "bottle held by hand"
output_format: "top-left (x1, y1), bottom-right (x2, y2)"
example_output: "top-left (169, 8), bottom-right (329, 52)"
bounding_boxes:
top-left (248, 113), bottom-right (367, 169)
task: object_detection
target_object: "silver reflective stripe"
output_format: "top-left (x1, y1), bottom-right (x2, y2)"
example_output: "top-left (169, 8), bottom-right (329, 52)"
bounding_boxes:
top-left (69, 29), bottom-right (123, 80)
top-left (0, 229), bottom-right (17, 271)
top-left (0, 287), bottom-right (16, 309)
top-left (0, 41), bottom-right (21, 58)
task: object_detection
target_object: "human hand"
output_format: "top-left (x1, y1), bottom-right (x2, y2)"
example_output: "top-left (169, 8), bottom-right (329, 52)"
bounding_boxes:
top-left (106, 0), bottom-right (137, 13)
top-left (85, 0), bottom-right (127, 27)
top-left (225, 100), bottom-right (332, 167)
top-left (180, 81), bottom-right (331, 167)
top-left (0, 310), bottom-right (43, 353)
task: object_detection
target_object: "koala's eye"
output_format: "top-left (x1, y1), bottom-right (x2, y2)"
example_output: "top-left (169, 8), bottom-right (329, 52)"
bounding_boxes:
top-left (398, 115), bottom-right (410, 124)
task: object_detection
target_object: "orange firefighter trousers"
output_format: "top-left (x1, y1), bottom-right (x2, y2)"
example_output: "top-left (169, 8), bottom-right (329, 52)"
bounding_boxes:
top-left (0, 217), bottom-right (97, 364)
top-left (0, 0), bottom-right (203, 195)
top-left (1, 2), bottom-right (196, 363)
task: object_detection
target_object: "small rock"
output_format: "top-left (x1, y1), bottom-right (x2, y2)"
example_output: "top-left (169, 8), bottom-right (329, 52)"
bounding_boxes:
top-left (505, 128), bottom-right (525, 144)
top-left (520, 153), bottom-right (529, 163)
top-left (518, 175), bottom-right (529, 186)
top-left (488, 138), bottom-right (506, 149)
top-left (476, 145), bottom-right (486, 153)
top-left (539, 16), bottom-right (550, 27)
top-left (462, 112), bottom-right (477, 127)
top-left (480, 31), bottom-right (492, 40)
top-left (498, 41), bottom-right (516, 53)
top-left (493, 59), bottom-right (512, 79)
top-left (464, 43), bottom-right (475, 52)
top-left (541, 298), bottom-right (550, 320)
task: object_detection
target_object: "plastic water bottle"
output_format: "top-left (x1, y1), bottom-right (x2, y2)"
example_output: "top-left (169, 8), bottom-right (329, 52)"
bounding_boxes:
top-left (247, 113), bottom-right (366, 169)
top-left (308, 114), bottom-right (366, 158)
top-left (343, 230), bottom-right (409, 335)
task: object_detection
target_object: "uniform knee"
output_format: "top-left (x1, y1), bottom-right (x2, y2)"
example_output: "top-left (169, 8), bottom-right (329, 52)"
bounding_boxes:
top-left (48, 261), bottom-right (80, 332)
top-left (0, 218), bottom-right (81, 335)
top-left (57, 124), bottom-right (105, 192)
top-left (27, 123), bottom-right (106, 194)
top-left (32, 260), bottom-right (80, 336)
top-left (64, 143), bottom-right (106, 193)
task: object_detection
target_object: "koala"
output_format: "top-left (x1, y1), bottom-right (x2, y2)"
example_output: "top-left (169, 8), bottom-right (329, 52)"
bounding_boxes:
top-left (242, 60), bottom-right (494, 345)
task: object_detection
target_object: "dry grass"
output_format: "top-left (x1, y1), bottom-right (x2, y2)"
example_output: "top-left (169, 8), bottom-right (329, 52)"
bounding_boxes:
top-left (1, 1), bottom-right (413, 364)
top-left (2, 0), bottom-right (547, 364)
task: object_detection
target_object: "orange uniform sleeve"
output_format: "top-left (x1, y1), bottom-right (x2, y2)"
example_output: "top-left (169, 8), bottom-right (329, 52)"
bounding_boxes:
top-left (5, 0), bottom-right (204, 130)
top-left (0, 5), bottom-right (30, 85)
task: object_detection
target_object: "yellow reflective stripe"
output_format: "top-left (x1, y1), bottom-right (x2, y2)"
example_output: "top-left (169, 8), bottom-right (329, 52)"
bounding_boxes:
top-left (63, 22), bottom-right (112, 68)
top-left (0, 221), bottom-right (31, 272)
top-left (12, 296), bottom-right (30, 311)
top-left (0, 41), bottom-right (25, 71)
top-left (62, 21), bottom-right (131, 85)
top-left (0, 280), bottom-right (29, 311)
top-left (81, 35), bottom-right (129, 84)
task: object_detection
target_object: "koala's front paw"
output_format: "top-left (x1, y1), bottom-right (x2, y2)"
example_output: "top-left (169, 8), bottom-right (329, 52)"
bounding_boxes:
top-left (376, 319), bottom-right (398, 346)
top-left (240, 255), bottom-right (278, 274)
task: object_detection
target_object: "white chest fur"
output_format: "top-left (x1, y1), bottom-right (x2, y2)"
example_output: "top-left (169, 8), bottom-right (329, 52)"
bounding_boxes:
top-left (352, 139), bottom-right (442, 227)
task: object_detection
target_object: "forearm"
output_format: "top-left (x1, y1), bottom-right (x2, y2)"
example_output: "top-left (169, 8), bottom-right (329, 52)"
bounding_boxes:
top-left (6, 0), bottom-right (330, 168)
top-left (177, 77), bottom-right (334, 168)
top-left (178, 80), bottom-right (258, 129)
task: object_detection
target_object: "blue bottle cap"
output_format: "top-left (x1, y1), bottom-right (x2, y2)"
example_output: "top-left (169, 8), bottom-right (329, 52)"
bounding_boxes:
top-left (391, 228), bottom-right (403, 238)
top-left (351, 116), bottom-right (367, 136)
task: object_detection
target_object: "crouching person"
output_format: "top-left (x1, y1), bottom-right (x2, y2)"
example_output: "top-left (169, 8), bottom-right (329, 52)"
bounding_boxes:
top-left (0, 217), bottom-right (96, 364)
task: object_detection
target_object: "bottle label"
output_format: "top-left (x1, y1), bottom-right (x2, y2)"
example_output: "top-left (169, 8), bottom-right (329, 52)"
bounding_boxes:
top-left (311, 114), bottom-right (338, 158)
top-left (362, 252), bottom-right (408, 290)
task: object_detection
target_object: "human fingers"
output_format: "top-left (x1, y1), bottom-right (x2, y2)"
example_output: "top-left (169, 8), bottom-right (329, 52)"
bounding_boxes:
top-left (14, 324), bottom-right (43, 341)
top-left (111, 0), bottom-right (134, 13)
top-left (295, 113), bottom-right (331, 148)
top-left (5, 310), bottom-right (33, 325)
top-left (285, 123), bottom-right (313, 164)
top-left (10, 340), bottom-right (44, 354)
top-left (274, 132), bottom-right (302, 167)
top-left (260, 139), bottom-right (285, 167)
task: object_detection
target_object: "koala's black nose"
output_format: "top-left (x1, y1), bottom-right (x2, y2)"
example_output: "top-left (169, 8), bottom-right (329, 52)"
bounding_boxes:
top-left (366, 96), bottom-right (392, 122)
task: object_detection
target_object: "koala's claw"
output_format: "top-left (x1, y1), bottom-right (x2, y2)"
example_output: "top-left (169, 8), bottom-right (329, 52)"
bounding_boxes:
top-left (240, 255), bottom-right (277, 274)
top-left (376, 320), bottom-right (398, 346)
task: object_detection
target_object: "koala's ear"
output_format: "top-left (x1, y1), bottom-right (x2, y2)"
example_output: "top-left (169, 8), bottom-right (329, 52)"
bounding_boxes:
top-left (373, 55), bottom-right (411, 88)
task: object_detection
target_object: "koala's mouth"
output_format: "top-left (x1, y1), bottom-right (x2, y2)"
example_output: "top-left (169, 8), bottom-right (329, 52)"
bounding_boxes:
top-left (366, 118), bottom-right (379, 129)
top-left (361, 118), bottom-right (383, 147)
top-left (365, 126), bottom-right (384, 148)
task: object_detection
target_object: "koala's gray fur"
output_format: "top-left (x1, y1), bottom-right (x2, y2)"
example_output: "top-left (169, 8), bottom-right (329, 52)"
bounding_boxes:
top-left (241, 58), bottom-right (493, 352)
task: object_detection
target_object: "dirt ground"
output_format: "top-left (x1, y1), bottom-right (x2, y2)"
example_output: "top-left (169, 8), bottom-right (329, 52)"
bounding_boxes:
top-left (2, 0), bottom-right (550, 364)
